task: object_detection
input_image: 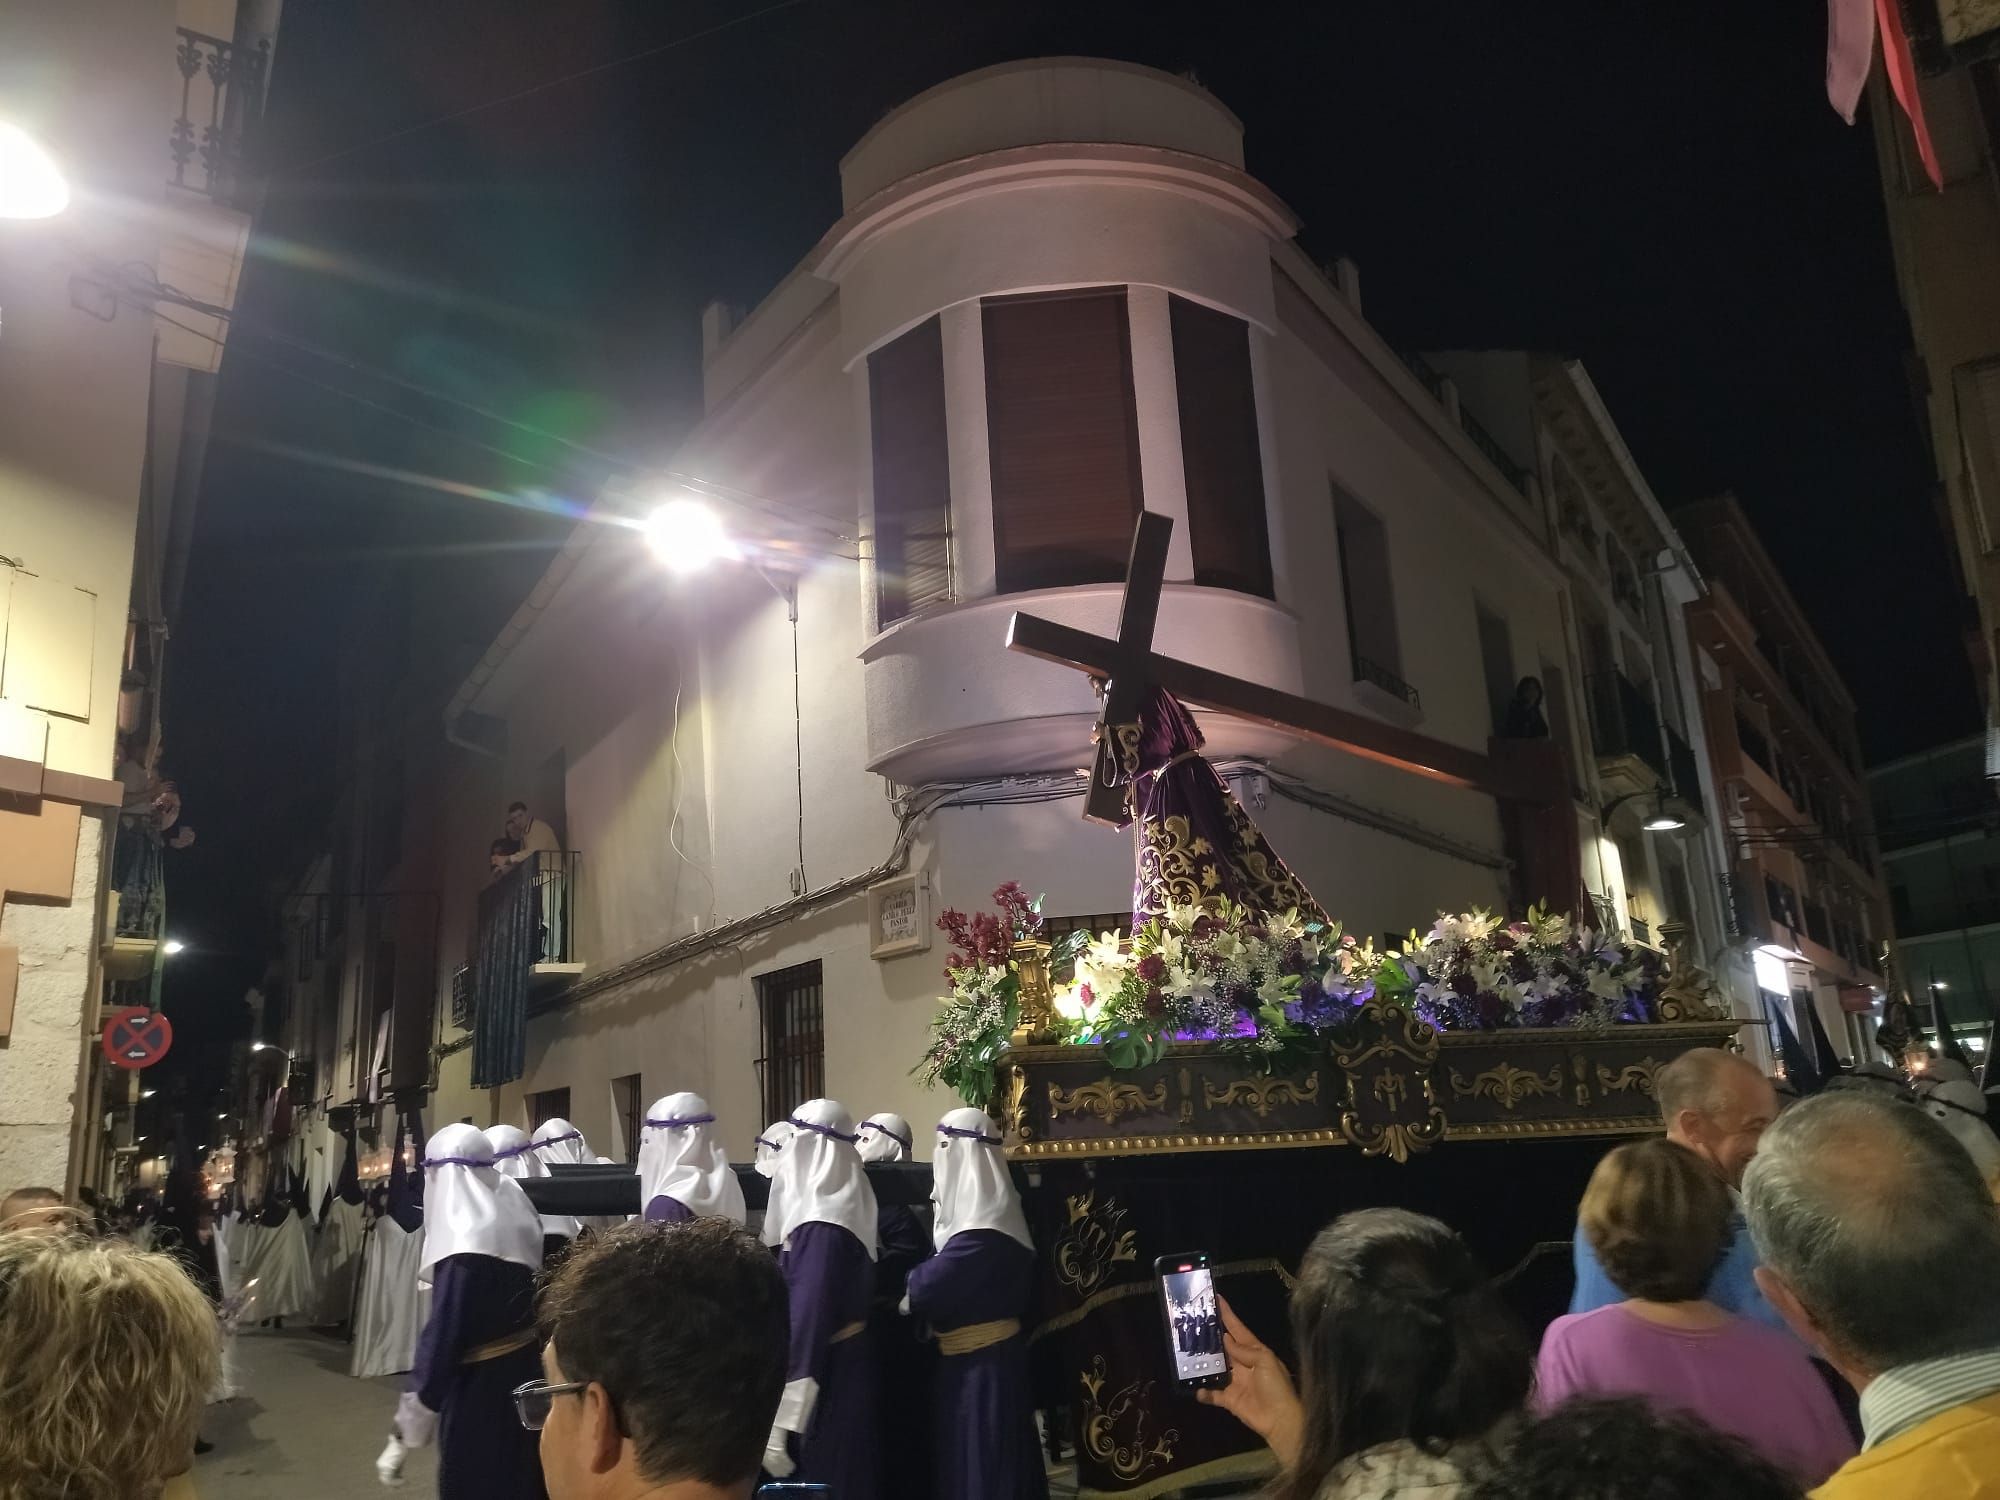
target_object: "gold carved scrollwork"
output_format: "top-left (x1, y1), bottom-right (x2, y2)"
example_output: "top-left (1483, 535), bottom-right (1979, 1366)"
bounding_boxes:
top-left (1202, 1070), bottom-right (1321, 1119)
top-left (1570, 1051), bottom-right (1593, 1108)
top-left (1053, 1192), bottom-right (1139, 1297)
top-left (1338, 1071), bottom-right (1445, 1164)
top-left (1331, 1001), bottom-right (1444, 1164)
top-left (1048, 1078), bottom-right (1169, 1125)
top-left (1656, 921), bottom-right (1729, 1022)
top-left (1449, 1062), bottom-right (1564, 1111)
top-left (1596, 1057), bottom-right (1663, 1098)
top-left (1000, 1064), bottom-right (1031, 1143)
top-left (1009, 938), bottom-right (1057, 1044)
top-left (1079, 1354), bottom-right (1179, 1482)
top-left (1178, 1067), bottom-right (1195, 1127)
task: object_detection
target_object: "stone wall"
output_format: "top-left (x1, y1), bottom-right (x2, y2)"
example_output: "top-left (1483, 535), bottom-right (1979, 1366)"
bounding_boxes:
top-left (0, 811), bottom-right (102, 1192)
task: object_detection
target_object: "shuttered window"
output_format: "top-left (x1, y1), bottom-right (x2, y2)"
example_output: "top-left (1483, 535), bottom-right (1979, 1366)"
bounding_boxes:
top-left (868, 316), bottom-right (952, 626)
top-left (983, 287), bottom-right (1143, 592)
top-left (1171, 295), bottom-right (1272, 597)
top-left (755, 961), bottom-right (824, 1126)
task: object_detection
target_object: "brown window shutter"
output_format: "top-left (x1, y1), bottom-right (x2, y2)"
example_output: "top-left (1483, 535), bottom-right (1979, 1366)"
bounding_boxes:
top-left (1171, 295), bottom-right (1272, 598)
top-left (982, 287), bottom-right (1143, 593)
top-left (868, 315), bottom-right (952, 625)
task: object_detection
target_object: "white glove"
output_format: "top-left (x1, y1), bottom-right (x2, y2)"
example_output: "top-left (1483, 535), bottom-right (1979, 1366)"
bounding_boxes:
top-left (762, 1427), bottom-right (795, 1478)
top-left (375, 1435), bottom-right (407, 1488)
top-left (393, 1391), bottom-right (437, 1449)
top-left (898, 1292), bottom-right (912, 1315)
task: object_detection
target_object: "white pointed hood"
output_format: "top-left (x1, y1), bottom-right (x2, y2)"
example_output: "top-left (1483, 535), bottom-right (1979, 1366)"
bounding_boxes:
top-left (931, 1106), bottom-right (1032, 1252)
top-left (531, 1117), bottom-right (593, 1167)
top-left (485, 1124), bottom-right (544, 1180)
top-left (418, 1123), bottom-right (543, 1284)
top-left (857, 1112), bottom-right (913, 1163)
top-left (765, 1099), bottom-right (877, 1258)
top-left (755, 1121), bottom-right (795, 1177)
top-left (636, 1092), bottom-right (745, 1226)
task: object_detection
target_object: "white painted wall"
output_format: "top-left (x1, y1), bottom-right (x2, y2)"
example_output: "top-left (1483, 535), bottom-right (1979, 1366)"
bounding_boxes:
top-left (403, 60), bottom-right (1677, 1155)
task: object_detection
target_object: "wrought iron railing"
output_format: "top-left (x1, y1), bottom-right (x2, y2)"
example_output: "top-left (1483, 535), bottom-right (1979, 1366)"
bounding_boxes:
top-left (529, 849), bottom-right (579, 965)
top-left (170, 28), bottom-right (270, 201)
top-left (1459, 408), bottom-right (1530, 496)
top-left (1353, 652), bottom-right (1421, 711)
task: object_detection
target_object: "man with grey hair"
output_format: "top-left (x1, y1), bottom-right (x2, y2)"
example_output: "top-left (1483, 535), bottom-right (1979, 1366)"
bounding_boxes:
top-left (1569, 1046), bottom-right (1784, 1328)
top-left (1745, 1091), bottom-right (2000, 1495)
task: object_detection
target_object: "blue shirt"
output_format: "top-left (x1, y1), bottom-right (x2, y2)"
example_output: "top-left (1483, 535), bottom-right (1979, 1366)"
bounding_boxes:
top-left (1570, 1205), bottom-right (1788, 1332)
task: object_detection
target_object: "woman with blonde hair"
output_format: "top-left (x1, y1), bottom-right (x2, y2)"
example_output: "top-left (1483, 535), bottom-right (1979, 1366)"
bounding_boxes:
top-left (0, 1231), bottom-right (219, 1500)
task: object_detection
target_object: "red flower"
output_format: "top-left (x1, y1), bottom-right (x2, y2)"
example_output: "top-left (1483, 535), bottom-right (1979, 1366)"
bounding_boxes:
top-left (1144, 988), bottom-right (1166, 1018)
top-left (1136, 954), bottom-right (1167, 983)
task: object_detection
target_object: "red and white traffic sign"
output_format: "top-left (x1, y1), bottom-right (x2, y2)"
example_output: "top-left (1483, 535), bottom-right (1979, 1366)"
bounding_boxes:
top-left (101, 1007), bottom-right (172, 1070)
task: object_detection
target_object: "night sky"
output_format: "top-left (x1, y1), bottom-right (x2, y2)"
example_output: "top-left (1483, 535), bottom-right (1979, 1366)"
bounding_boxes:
top-left (155, 1), bottom-right (1973, 1101)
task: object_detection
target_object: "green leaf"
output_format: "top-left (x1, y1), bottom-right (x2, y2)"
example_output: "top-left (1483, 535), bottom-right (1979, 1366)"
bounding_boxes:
top-left (1376, 955), bottom-right (1414, 996)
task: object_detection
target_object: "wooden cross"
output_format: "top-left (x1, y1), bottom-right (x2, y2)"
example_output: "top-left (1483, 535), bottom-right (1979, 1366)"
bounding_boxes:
top-left (1006, 511), bottom-right (1562, 827)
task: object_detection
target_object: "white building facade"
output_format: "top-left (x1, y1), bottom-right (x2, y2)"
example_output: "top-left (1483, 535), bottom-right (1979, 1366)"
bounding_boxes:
top-left (273, 60), bottom-right (1735, 1160)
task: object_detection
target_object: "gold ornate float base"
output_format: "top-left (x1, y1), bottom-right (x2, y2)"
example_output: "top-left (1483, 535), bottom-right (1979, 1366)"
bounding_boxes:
top-left (996, 1002), bottom-right (1743, 1161)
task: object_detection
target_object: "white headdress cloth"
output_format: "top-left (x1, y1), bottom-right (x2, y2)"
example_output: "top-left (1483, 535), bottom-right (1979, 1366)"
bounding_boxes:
top-left (764, 1098), bottom-right (878, 1258)
top-left (857, 1112), bottom-right (913, 1163)
top-left (931, 1106), bottom-right (1032, 1252)
top-left (418, 1123), bottom-right (543, 1284)
top-left (637, 1091), bottom-right (746, 1226)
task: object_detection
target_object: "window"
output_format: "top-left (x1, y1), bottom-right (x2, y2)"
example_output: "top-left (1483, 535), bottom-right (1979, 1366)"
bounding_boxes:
top-left (528, 1087), bottom-right (570, 1131)
top-left (755, 961), bottom-right (824, 1127)
top-left (983, 287), bottom-right (1143, 592)
top-left (1474, 602), bottom-right (1514, 735)
top-left (611, 1073), bottom-right (642, 1164)
top-left (1170, 294), bottom-right (1271, 597)
top-left (1332, 484), bottom-right (1414, 706)
top-left (869, 315), bottom-right (952, 625)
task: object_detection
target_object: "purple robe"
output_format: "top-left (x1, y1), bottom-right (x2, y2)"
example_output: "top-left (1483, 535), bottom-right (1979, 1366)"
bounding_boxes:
top-left (779, 1221), bottom-right (879, 1497)
top-left (410, 1254), bottom-right (547, 1500)
top-left (643, 1194), bottom-right (694, 1224)
top-left (905, 1229), bottom-right (1047, 1500)
top-left (872, 1204), bottom-right (936, 1498)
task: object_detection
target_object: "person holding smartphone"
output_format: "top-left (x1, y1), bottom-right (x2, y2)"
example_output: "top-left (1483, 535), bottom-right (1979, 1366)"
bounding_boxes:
top-left (903, 1107), bottom-right (1048, 1500)
top-left (1198, 1209), bottom-right (1531, 1500)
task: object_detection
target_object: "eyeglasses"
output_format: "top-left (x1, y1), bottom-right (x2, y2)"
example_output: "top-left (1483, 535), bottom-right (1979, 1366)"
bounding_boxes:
top-left (511, 1378), bottom-right (586, 1431)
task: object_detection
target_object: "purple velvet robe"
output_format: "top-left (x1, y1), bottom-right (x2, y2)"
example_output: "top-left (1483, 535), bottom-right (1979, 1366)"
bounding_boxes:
top-left (778, 1221), bottom-right (879, 1497)
top-left (642, 1194), bottom-right (694, 1224)
top-left (873, 1203), bottom-right (936, 1498)
top-left (905, 1229), bottom-right (1047, 1500)
top-left (410, 1254), bottom-right (547, 1500)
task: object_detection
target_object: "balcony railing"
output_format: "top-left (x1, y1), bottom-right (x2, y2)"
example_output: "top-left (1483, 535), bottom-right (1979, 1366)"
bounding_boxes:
top-left (1353, 652), bottom-right (1421, 711)
top-left (1587, 671), bottom-right (1667, 781)
top-left (1397, 352), bottom-right (1530, 498)
top-left (1665, 725), bottom-right (1704, 816)
top-left (470, 850), bottom-right (580, 1089)
top-left (170, 28), bottom-right (270, 202)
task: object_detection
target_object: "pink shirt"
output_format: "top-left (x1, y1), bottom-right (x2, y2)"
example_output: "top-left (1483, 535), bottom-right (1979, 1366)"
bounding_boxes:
top-left (1536, 1303), bottom-right (1856, 1485)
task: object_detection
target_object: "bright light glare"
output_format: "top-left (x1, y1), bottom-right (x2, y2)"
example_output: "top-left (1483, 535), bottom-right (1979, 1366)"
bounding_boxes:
top-left (644, 498), bottom-right (736, 575)
top-left (0, 123), bottom-right (70, 219)
top-left (1931, 980), bottom-right (1949, 990)
top-left (162, 938), bottom-right (185, 955)
top-left (250, 1041), bottom-right (271, 1052)
top-left (1752, 947), bottom-right (1793, 997)
top-left (1642, 811), bottom-right (1685, 832)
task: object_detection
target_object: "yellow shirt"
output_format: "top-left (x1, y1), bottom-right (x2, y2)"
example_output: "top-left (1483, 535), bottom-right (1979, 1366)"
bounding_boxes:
top-left (1813, 1392), bottom-right (2000, 1498)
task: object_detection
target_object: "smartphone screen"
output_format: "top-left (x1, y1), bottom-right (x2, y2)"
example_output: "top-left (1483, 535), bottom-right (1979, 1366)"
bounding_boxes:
top-left (1156, 1253), bottom-right (1229, 1387)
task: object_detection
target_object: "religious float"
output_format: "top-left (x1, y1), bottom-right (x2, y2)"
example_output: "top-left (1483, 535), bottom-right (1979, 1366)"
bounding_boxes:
top-left (907, 513), bottom-right (1743, 1499)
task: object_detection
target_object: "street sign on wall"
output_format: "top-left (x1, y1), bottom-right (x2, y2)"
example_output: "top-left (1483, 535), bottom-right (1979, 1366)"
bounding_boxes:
top-left (101, 1007), bottom-right (171, 1069)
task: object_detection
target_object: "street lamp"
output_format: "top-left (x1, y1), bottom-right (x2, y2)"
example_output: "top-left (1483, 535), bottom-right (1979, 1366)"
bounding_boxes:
top-left (643, 495), bottom-right (738, 575)
top-left (249, 1041), bottom-right (293, 1061)
top-left (162, 938), bottom-right (186, 956)
top-left (0, 123), bottom-right (69, 220)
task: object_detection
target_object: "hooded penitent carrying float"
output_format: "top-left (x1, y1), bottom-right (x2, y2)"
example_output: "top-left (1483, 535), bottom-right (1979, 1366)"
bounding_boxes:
top-left (910, 513), bottom-right (1746, 1498)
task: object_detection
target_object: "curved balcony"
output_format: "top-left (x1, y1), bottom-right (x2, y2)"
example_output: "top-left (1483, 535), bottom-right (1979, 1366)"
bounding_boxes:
top-left (861, 583), bottom-right (1307, 784)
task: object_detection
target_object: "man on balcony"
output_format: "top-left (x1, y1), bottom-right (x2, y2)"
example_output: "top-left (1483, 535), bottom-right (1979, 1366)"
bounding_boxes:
top-left (502, 801), bottom-right (564, 961)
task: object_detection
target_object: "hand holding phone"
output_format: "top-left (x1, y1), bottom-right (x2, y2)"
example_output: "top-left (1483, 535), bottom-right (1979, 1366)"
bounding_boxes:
top-left (1155, 1253), bottom-right (1230, 1389)
top-left (1194, 1294), bottom-right (1304, 1470)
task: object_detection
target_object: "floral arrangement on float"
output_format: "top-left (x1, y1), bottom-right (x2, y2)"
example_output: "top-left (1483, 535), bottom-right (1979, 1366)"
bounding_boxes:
top-left (916, 884), bottom-right (1668, 1107)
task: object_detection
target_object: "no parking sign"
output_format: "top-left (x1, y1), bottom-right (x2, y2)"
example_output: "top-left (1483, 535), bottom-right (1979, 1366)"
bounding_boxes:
top-left (101, 1007), bottom-right (172, 1069)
